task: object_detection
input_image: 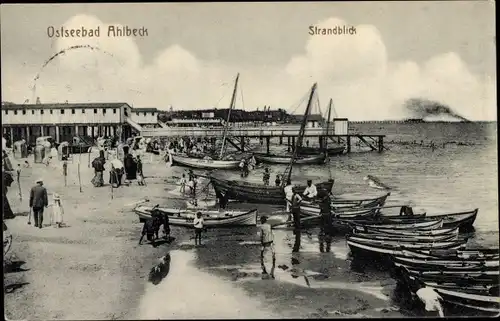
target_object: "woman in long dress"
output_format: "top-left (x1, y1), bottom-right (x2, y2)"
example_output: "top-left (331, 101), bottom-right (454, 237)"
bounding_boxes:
top-left (91, 150), bottom-right (106, 187)
top-left (52, 193), bottom-right (64, 228)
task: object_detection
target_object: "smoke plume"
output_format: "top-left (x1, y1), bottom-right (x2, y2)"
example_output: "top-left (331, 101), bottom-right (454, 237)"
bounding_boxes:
top-left (404, 98), bottom-right (470, 122)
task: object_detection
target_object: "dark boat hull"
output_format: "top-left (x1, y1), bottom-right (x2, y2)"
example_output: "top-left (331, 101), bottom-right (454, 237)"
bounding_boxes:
top-left (254, 153), bottom-right (326, 165)
top-left (377, 209), bottom-right (478, 232)
top-left (297, 145), bottom-right (345, 156)
top-left (210, 176), bottom-right (335, 205)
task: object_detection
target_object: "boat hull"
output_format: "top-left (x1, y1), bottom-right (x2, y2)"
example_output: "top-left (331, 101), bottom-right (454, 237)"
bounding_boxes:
top-left (134, 206), bottom-right (258, 227)
top-left (171, 155), bottom-right (241, 170)
top-left (378, 209), bottom-right (478, 231)
top-left (300, 193), bottom-right (391, 216)
top-left (254, 153), bottom-right (326, 165)
top-left (210, 176), bottom-right (335, 205)
top-left (297, 145), bottom-right (345, 156)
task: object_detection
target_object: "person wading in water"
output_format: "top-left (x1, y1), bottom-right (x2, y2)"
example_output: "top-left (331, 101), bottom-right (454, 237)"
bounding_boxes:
top-left (259, 216), bottom-right (276, 279)
top-left (318, 189), bottom-right (333, 253)
top-left (291, 187), bottom-right (303, 252)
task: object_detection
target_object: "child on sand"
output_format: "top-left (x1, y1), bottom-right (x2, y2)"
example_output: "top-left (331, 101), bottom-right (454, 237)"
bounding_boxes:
top-left (263, 168), bottom-right (270, 186)
top-left (179, 174), bottom-right (187, 194)
top-left (51, 193), bottom-right (64, 228)
top-left (193, 212), bottom-right (204, 246)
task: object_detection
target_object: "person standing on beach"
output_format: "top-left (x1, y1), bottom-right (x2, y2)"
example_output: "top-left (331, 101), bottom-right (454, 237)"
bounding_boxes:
top-left (51, 193), bottom-right (64, 228)
top-left (259, 216), bottom-right (276, 278)
top-left (284, 179), bottom-right (294, 214)
top-left (274, 174), bottom-right (281, 187)
top-left (2, 169), bottom-right (15, 220)
top-left (179, 174), bottom-right (187, 194)
top-left (291, 187), bottom-right (303, 252)
top-left (318, 190), bottom-right (333, 253)
top-left (91, 150), bottom-right (106, 187)
top-left (29, 178), bottom-right (48, 229)
top-left (193, 212), bottom-right (204, 246)
top-left (263, 168), bottom-right (270, 186)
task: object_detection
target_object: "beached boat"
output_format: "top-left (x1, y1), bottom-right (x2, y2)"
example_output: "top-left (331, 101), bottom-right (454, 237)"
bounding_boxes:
top-left (134, 205), bottom-right (258, 227)
top-left (354, 219), bottom-right (444, 231)
top-left (359, 226), bottom-right (459, 237)
top-left (300, 193), bottom-right (391, 216)
top-left (399, 270), bottom-right (500, 315)
top-left (392, 258), bottom-right (499, 274)
top-left (392, 255), bottom-right (499, 269)
top-left (347, 237), bottom-right (467, 258)
top-left (210, 175), bottom-right (335, 205)
top-left (170, 154), bottom-right (241, 170)
top-left (429, 286), bottom-right (500, 314)
top-left (398, 248), bottom-right (499, 260)
top-left (353, 232), bottom-right (457, 243)
top-left (403, 268), bottom-right (499, 284)
top-left (377, 209), bottom-right (478, 231)
top-left (296, 145), bottom-right (346, 156)
top-left (253, 153), bottom-right (326, 165)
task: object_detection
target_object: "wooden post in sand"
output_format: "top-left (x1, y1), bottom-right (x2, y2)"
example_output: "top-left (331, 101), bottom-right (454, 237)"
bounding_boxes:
top-left (63, 161), bottom-right (68, 187)
top-left (16, 168), bottom-right (22, 201)
top-left (77, 162), bottom-right (82, 192)
top-left (88, 146), bottom-right (92, 168)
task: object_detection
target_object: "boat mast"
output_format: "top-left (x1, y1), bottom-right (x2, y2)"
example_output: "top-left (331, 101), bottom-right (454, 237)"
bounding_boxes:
top-left (282, 83), bottom-right (317, 186)
top-left (219, 73), bottom-right (239, 159)
top-left (324, 98), bottom-right (332, 152)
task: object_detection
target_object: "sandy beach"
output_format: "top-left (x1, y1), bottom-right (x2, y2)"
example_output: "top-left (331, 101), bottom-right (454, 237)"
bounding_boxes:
top-left (4, 150), bottom-right (405, 320)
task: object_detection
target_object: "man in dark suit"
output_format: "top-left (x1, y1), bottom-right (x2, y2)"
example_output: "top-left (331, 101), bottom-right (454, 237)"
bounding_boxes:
top-left (29, 178), bottom-right (48, 228)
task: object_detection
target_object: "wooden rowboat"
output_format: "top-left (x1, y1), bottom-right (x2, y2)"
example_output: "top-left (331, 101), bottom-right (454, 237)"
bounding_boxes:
top-left (392, 255), bottom-right (499, 269)
top-left (134, 205), bottom-right (258, 227)
top-left (297, 145), bottom-right (345, 156)
top-left (300, 193), bottom-right (391, 215)
top-left (430, 286), bottom-right (500, 314)
top-left (353, 232), bottom-right (458, 242)
top-left (354, 219), bottom-right (444, 231)
top-left (254, 153), bottom-right (326, 165)
top-left (347, 237), bottom-right (467, 258)
top-left (354, 226), bottom-right (459, 237)
top-left (377, 209), bottom-right (478, 231)
top-left (401, 271), bottom-right (500, 315)
top-left (171, 154), bottom-right (241, 170)
top-left (210, 175), bottom-right (334, 205)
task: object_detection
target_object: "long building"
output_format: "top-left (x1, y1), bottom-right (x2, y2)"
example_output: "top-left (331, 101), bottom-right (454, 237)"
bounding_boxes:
top-left (1, 102), bottom-right (159, 145)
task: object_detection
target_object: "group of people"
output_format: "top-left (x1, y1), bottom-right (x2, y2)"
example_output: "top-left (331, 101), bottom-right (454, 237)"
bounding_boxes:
top-left (261, 168), bottom-right (284, 187)
top-left (139, 207), bottom-right (205, 247)
top-left (239, 155), bottom-right (256, 178)
top-left (179, 169), bottom-right (200, 198)
top-left (91, 147), bottom-right (145, 188)
top-left (27, 178), bottom-right (65, 229)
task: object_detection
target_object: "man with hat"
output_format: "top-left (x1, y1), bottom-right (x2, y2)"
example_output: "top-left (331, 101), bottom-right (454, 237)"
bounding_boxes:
top-left (29, 178), bottom-right (48, 228)
top-left (318, 189), bottom-right (334, 253)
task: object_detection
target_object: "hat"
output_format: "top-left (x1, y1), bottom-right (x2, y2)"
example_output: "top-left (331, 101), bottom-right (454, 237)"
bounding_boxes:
top-left (53, 193), bottom-right (60, 200)
top-left (36, 178), bottom-right (43, 183)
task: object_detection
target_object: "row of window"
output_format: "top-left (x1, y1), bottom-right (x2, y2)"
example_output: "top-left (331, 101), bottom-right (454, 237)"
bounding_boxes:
top-left (4, 109), bottom-right (155, 117)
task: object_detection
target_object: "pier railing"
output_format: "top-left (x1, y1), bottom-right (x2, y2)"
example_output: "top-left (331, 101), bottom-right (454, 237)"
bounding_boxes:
top-left (141, 126), bottom-right (332, 137)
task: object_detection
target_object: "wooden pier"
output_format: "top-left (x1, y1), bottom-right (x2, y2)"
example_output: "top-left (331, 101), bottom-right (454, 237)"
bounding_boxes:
top-left (225, 134), bottom-right (386, 154)
top-left (140, 126), bottom-right (386, 153)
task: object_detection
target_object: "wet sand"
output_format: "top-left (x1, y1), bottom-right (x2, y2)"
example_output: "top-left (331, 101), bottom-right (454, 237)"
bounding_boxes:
top-left (4, 151), bottom-right (405, 320)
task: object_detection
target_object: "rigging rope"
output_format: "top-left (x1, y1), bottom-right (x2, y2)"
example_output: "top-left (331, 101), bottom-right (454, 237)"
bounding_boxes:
top-left (287, 90), bottom-right (310, 115)
top-left (239, 85), bottom-right (245, 111)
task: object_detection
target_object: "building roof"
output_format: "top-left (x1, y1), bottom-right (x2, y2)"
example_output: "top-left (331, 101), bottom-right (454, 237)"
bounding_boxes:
top-left (133, 107), bottom-right (159, 112)
top-left (1, 102), bottom-right (130, 110)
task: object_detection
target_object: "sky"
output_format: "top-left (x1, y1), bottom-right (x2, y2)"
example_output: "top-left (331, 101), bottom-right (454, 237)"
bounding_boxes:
top-left (0, 2), bottom-right (496, 120)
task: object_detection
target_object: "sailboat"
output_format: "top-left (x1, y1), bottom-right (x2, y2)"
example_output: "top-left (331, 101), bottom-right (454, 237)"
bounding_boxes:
top-left (296, 98), bottom-right (346, 156)
top-left (170, 74), bottom-right (242, 170)
top-left (209, 83), bottom-right (335, 205)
